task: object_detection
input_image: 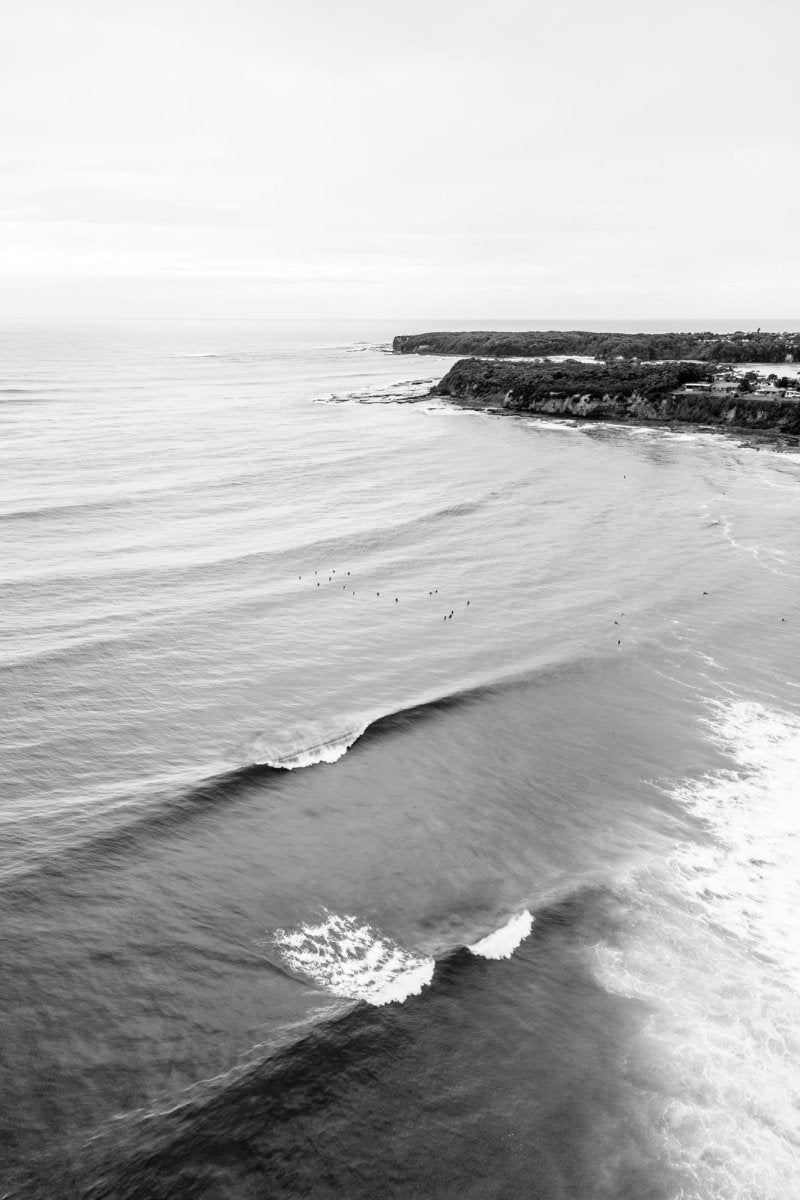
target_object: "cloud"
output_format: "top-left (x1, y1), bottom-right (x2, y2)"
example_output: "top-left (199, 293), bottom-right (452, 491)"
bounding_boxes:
top-left (2, 0), bottom-right (799, 316)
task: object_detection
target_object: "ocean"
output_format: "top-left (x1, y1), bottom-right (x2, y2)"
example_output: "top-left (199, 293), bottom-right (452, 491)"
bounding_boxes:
top-left (1, 319), bottom-right (799, 1199)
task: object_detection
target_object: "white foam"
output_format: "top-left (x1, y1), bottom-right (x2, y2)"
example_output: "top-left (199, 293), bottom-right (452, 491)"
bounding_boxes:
top-left (428, 406), bottom-right (490, 417)
top-left (720, 515), bottom-right (798, 579)
top-left (674, 700), bottom-right (800, 980)
top-left (468, 910), bottom-right (533, 959)
top-left (253, 725), bottom-right (367, 770)
top-left (594, 698), bottom-right (800, 1199)
top-left (526, 417), bottom-right (585, 433)
top-left (694, 650), bottom-right (725, 670)
top-left (270, 912), bottom-right (435, 1005)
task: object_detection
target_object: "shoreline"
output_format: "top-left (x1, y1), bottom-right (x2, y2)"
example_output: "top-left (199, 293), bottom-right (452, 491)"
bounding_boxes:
top-left (551, 413), bottom-right (794, 453)
top-left (433, 397), bottom-right (800, 454)
top-left (422, 357), bottom-right (800, 452)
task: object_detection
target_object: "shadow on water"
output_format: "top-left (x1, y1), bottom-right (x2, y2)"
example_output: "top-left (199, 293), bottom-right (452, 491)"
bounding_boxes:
top-left (3, 666), bottom-right (555, 890)
top-left (15, 888), bottom-right (681, 1200)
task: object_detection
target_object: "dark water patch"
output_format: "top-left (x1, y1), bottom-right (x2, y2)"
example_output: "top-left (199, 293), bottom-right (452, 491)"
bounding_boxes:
top-left (356, 677), bottom-right (514, 747)
top-left (0, 761), bottom-right (288, 889)
top-left (8, 887), bottom-right (679, 1200)
top-left (1, 645), bottom-right (703, 896)
top-left (0, 671), bottom-right (527, 884)
top-left (1, 655), bottom-right (603, 886)
top-left (352, 657), bottom-right (598, 753)
top-left (0, 499), bottom-right (124, 524)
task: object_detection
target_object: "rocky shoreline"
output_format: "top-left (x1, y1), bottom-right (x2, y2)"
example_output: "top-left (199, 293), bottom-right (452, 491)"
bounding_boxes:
top-left (427, 357), bottom-right (800, 448)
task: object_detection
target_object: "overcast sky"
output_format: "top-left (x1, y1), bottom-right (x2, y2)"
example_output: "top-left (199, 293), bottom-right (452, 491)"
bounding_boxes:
top-left (3, 0), bottom-right (798, 319)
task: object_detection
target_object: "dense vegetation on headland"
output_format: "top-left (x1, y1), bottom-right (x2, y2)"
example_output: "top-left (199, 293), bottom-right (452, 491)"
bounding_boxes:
top-left (432, 358), bottom-right (800, 438)
top-left (434, 358), bottom-right (713, 403)
top-left (394, 330), bottom-right (800, 363)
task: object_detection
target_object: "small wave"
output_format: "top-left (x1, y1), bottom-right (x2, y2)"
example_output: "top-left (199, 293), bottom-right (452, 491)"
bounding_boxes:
top-left (467, 910), bottom-right (534, 959)
top-left (720, 516), bottom-right (797, 579)
top-left (6, 487), bottom-right (489, 590)
top-left (250, 725), bottom-right (367, 769)
top-left (246, 671), bottom-right (522, 773)
top-left (268, 912), bottom-right (435, 1005)
top-left (694, 649), bottom-right (725, 670)
top-left (2, 662), bottom-right (583, 882)
top-left (0, 498), bottom-right (118, 524)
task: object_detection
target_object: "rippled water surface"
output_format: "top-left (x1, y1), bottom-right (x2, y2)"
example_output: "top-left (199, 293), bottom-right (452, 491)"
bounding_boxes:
top-left (2, 320), bottom-right (799, 1198)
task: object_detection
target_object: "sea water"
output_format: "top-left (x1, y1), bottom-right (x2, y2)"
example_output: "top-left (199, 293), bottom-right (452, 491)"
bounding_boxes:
top-left (1, 319), bottom-right (798, 1198)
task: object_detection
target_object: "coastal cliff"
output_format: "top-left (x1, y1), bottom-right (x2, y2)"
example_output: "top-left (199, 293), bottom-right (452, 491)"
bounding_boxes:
top-left (394, 329), bottom-right (800, 364)
top-left (432, 359), bottom-right (800, 439)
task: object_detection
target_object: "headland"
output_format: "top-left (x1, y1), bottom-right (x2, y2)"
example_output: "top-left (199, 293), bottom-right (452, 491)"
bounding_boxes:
top-left (393, 331), bottom-right (800, 445)
top-left (393, 329), bottom-right (800, 363)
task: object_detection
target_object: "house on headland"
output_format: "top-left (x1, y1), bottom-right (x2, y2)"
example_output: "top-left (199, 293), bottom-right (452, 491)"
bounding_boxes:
top-left (681, 379), bottom-right (741, 397)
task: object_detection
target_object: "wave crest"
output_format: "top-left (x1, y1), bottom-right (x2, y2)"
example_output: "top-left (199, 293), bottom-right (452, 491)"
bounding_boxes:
top-left (250, 724), bottom-right (368, 769)
top-left (467, 910), bottom-right (534, 959)
top-left (268, 912), bottom-right (435, 1006)
top-left (245, 669), bottom-right (531, 774)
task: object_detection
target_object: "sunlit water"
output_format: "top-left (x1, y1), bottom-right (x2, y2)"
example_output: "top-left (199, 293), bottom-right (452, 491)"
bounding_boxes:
top-left (1, 320), bottom-right (799, 1198)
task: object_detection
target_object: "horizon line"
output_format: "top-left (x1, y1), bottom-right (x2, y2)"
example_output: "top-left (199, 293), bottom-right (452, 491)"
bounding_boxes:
top-left (1, 316), bottom-right (798, 325)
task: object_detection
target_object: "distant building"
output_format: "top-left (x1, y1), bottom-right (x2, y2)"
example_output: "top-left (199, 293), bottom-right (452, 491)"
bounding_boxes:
top-left (754, 384), bottom-right (784, 397)
top-left (710, 380), bottom-right (740, 395)
top-left (682, 380), bottom-right (740, 397)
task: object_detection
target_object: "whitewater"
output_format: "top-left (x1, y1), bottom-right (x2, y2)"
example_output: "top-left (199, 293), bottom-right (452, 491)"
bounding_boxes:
top-left (1, 318), bottom-right (799, 1200)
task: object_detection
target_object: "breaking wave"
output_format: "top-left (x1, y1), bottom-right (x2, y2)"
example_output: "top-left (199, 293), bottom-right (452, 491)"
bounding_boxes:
top-left (269, 912), bottom-right (436, 1006)
top-left (467, 910), bottom-right (534, 959)
top-left (250, 724), bottom-right (368, 769)
top-left (2, 656), bottom-right (604, 887)
top-left (266, 906), bottom-right (538, 1007)
top-left (244, 669), bottom-right (529, 773)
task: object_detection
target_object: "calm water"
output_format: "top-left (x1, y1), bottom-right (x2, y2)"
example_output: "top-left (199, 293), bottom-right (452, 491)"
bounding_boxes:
top-left (2, 320), bottom-right (799, 1199)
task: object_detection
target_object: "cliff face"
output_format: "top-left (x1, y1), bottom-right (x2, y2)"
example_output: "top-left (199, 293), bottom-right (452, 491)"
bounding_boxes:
top-left (432, 359), bottom-right (800, 438)
top-left (394, 330), bottom-right (800, 364)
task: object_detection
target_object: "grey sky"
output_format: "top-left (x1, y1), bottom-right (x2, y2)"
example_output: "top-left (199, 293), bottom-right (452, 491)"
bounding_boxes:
top-left (3, 0), bottom-right (798, 318)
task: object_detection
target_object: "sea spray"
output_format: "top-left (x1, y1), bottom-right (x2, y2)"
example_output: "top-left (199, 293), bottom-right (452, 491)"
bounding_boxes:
top-left (269, 912), bottom-right (435, 1005)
